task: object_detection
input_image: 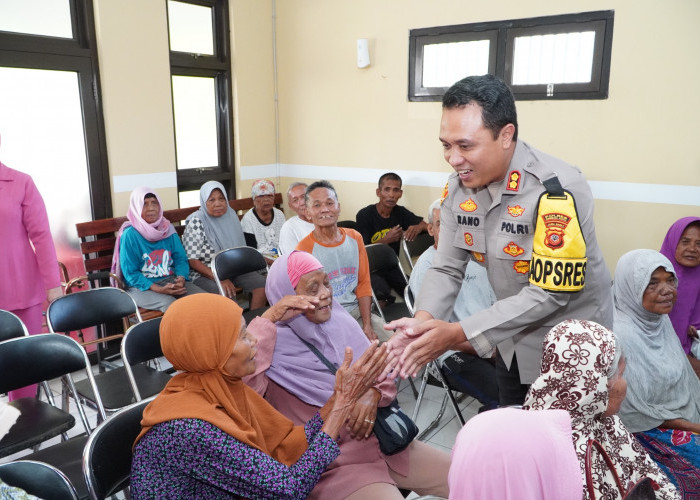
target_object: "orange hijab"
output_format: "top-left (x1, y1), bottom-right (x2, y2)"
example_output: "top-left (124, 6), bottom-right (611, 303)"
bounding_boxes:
top-left (135, 294), bottom-right (308, 466)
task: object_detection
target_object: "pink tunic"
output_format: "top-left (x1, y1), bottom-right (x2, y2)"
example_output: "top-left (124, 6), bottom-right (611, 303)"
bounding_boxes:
top-left (0, 162), bottom-right (60, 311)
top-left (244, 317), bottom-right (411, 499)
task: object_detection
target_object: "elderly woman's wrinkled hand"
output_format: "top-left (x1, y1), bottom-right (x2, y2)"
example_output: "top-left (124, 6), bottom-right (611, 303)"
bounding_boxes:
top-left (262, 294), bottom-right (320, 323)
top-left (334, 343), bottom-right (388, 407)
top-left (346, 388), bottom-right (381, 440)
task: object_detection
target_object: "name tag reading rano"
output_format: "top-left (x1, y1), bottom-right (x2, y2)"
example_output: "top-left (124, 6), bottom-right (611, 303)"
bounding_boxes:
top-left (529, 189), bottom-right (587, 292)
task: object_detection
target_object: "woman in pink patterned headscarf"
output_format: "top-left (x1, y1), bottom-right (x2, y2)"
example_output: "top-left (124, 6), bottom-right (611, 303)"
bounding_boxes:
top-left (523, 319), bottom-right (679, 500)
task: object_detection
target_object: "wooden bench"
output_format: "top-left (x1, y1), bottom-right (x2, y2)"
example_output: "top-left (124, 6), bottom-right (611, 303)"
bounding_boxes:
top-left (73, 193), bottom-right (283, 319)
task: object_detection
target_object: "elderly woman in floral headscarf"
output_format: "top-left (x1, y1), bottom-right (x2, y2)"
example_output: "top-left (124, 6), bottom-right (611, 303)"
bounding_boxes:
top-left (613, 249), bottom-right (700, 495)
top-left (523, 319), bottom-right (679, 500)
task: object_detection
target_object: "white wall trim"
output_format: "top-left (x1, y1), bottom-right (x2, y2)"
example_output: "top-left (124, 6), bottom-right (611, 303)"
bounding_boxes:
top-left (112, 172), bottom-right (178, 193)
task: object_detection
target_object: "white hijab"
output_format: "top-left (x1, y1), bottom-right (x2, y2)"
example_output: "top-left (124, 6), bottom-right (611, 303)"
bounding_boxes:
top-left (613, 249), bottom-right (700, 433)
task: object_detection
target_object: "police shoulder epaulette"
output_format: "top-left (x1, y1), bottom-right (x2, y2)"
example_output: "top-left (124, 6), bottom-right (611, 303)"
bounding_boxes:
top-left (529, 176), bottom-right (587, 292)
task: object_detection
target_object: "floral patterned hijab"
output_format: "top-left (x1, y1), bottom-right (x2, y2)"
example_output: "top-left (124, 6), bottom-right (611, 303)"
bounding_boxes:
top-left (523, 319), bottom-right (679, 500)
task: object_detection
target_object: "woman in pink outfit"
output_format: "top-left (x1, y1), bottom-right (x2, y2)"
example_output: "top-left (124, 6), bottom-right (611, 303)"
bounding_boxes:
top-left (0, 135), bottom-right (62, 400)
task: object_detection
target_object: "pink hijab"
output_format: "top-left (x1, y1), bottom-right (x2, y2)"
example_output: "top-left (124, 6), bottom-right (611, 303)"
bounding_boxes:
top-left (111, 187), bottom-right (176, 281)
top-left (448, 408), bottom-right (582, 500)
top-left (660, 216), bottom-right (700, 353)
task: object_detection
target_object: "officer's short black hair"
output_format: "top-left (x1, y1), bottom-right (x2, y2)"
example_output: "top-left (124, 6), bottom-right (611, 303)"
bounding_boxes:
top-left (442, 74), bottom-right (518, 142)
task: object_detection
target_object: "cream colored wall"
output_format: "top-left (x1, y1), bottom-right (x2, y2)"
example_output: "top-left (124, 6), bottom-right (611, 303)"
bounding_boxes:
top-left (93, 0), bottom-right (177, 214)
top-left (92, 0), bottom-right (700, 270)
top-left (273, 0), bottom-right (700, 270)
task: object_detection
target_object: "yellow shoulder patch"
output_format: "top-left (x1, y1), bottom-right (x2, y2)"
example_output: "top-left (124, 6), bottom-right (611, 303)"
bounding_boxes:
top-left (439, 181), bottom-right (449, 205)
top-left (529, 190), bottom-right (587, 292)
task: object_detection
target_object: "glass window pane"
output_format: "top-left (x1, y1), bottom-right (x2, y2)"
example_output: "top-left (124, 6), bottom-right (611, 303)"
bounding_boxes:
top-left (168, 0), bottom-right (214, 55)
top-left (0, 66), bottom-right (91, 282)
top-left (0, 0), bottom-right (73, 38)
top-left (172, 75), bottom-right (219, 170)
top-left (422, 40), bottom-right (490, 88)
top-left (178, 190), bottom-right (200, 209)
top-left (512, 31), bottom-right (595, 85)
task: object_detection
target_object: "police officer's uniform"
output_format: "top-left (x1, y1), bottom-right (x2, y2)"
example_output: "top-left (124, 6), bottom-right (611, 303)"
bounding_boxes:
top-left (416, 140), bottom-right (613, 390)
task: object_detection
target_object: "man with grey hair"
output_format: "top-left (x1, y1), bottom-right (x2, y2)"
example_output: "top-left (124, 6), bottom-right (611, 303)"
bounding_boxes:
top-left (408, 198), bottom-right (499, 410)
top-left (278, 182), bottom-right (314, 255)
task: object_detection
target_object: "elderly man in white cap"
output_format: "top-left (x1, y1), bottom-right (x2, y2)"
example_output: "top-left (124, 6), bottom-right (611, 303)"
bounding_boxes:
top-left (241, 179), bottom-right (286, 264)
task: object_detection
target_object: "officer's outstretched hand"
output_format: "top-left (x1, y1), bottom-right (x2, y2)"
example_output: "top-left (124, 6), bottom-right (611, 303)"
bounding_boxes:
top-left (380, 317), bottom-right (423, 380)
top-left (397, 320), bottom-right (467, 378)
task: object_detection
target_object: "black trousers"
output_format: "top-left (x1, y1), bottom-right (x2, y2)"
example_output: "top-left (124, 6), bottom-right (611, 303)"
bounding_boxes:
top-left (441, 352), bottom-right (499, 409)
top-left (494, 351), bottom-right (531, 406)
top-left (370, 268), bottom-right (406, 302)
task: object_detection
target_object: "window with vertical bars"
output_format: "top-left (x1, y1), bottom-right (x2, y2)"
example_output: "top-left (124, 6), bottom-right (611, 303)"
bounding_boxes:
top-left (409, 11), bottom-right (614, 101)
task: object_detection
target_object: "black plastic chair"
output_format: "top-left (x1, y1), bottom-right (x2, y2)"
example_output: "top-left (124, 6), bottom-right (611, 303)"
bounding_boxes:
top-left (365, 243), bottom-right (411, 323)
top-left (401, 232), bottom-right (434, 271)
top-left (0, 333), bottom-right (104, 499)
top-left (404, 286), bottom-right (467, 437)
top-left (0, 460), bottom-right (79, 500)
top-left (47, 287), bottom-right (143, 417)
top-left (82, 398), bottom-right (153, 500)
top-left (337, 220), bottom-right (358, 230)
top-left (0, 309), bottom-right (28, 341)
top-left (121, 317), bottom-right (173, 401)
top-left (212, 246), bottom-right (270, 319)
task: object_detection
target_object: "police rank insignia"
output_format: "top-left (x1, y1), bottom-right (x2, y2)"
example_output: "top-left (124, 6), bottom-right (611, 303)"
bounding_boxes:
top-left (513, 260), bottom-right (530, 274)
top-left (459, 198), bottom-right (477, 212)
top-left (472, 252), bottom-right (485, 263)
top-left (507, 205), bottom-right (525, 217)
top-left (439, 182), bottom-right (449, 205)
top-left (503, 242), bottom-right (525, 257)
top-left (506, 170), bottom-right (521, 191)
top-left (464, 233), bottom-right (473, 246)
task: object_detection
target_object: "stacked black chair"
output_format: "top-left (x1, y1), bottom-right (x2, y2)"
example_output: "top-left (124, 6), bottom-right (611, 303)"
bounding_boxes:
top-left (0, 333), bottom-right (105, 499)
top-left (0, 309), bottom-right (28, 341)
top-left (0, 460), bottom-right (79, 500)
top-left (401, 232), bottom-right (434, 271)
top-left (121, 317), bottom-right (173, 401)
top-left (82, 398), bottom-right (153, 500)
top-left (337, 220), bottom-right (358, 230)
top-left (212, 246), bottom-right (270, 322)
top-left (47, 287), bottom-right (145, 418)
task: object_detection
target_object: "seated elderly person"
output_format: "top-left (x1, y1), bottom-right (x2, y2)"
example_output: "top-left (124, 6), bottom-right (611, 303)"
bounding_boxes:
top-left (241, 179), bottom-right (286, 263)
top-left (182, 181), bottom-right (267, 309)
top-left (660, 217), bottom-right (700, 377)
top-left (613, 249), bottom-right (700, 493)
top-left (246, 251), bottom-right (450, 499)
top-left (355, 172), bottom-right (427, 306)
top-left (523, 319), bottom-right (679, 499)
top-left (112, 187), bottom-right (203, 311)
top-left (409, 198), bottom-right (498, 411)
top-left (131, 294), bottom-right (388, 499)
top-left (296, 180), bottom-right (387, 342)
top-left (449, 407), bottom-right (583, 499)
top-left (278, 182), bottom-right (315, 255)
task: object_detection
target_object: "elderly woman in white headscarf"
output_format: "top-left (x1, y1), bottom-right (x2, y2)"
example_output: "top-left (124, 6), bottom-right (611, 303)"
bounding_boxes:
top-left (182, 181), bottom-right (267, 310)
top-left (613, 249), bottom-right (700, 494)
top-left (523, 319), bottom-right (679, 499)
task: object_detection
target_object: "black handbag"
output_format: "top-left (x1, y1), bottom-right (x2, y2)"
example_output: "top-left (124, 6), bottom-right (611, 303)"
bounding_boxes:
top-left (296, 336), bottom-right (418, 455)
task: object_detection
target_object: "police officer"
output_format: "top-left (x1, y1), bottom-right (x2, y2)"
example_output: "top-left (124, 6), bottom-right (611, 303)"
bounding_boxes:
top-left (386, 75), bottom-right (613, 405)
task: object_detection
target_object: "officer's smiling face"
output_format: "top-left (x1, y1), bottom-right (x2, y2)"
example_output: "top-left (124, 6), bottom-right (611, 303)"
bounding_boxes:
top-left (439, 103), bottom-right (515, 189)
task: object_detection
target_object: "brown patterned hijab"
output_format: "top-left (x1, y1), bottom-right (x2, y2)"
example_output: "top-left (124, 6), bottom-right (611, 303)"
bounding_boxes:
top-left (523, 319), bottom-right (679, 500)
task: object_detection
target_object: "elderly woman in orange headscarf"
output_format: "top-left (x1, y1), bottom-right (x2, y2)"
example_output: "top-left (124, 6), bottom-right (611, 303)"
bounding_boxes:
top-left (130, 294), bottom-right (387, 499)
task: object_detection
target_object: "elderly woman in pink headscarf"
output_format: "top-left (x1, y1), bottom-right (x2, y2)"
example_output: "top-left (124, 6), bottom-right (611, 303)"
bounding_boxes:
top-left (112, 187), bottom-right (203, 311)
top-left (244, 251), bottom-right (450, 500)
